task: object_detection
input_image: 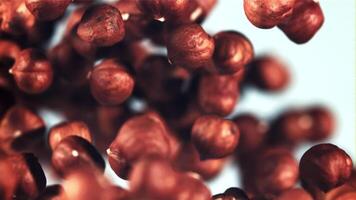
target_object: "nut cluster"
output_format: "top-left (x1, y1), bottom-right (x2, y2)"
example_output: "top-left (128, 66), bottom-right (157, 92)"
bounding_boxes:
top-left (0, 0), bottom-right (353, 200)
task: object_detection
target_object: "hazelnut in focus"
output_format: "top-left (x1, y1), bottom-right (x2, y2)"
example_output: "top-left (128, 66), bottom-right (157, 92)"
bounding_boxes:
top-left (25, 0), bottom-right (72, 21)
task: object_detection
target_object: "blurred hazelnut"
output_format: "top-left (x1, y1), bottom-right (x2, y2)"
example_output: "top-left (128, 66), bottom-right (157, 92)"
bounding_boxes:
top-left (191, 115), bottom-right (239, 159)
top-left (213, 31), bottom-right (254, 74)
top-left (51, 136), bottom-right (105, 177)
top-left (198, 74), bottom-right (239, 116)
top-left (25, 0), bottom-right (71, 21)
top-left (167, 23), bottom-right (215, 71)
top-left (0, 158), bottom-right (17, 200)
top-left (89, 58), bottom-right (134, 106)
top-left (77, 4), bottom-right (125, 46)
top-left (276, 188), bottom-right (313, 200)
top-left (278, 0), bottom-right (324, 44)
top-left (10, 49), bottom-right (53, 94)
top-left (48, 121), bottom-right (92, 151)
top-left (300, 143), bottom-right (353, 193)
top-left (243, 0), bottom-right (296, 28)
top-left (306, 106), bottom-right (335, 141)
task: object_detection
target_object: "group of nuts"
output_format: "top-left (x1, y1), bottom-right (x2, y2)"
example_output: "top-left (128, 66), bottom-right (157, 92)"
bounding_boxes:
top-left (0, 0), bottom-right (353, 200)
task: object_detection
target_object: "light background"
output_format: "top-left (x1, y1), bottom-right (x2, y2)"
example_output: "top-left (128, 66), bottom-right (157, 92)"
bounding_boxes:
top-left (46, 0), bottom-right (356, 195)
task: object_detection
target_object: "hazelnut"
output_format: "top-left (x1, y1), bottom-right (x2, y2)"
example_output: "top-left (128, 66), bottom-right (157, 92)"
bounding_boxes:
top-left (25, 0), bottom-right (71, 21)
top-left (306, 106), bottom-right (335, 141)
top-left (276, 188), bottom-right (313, 200)
top-left (198, 74), bottom-right (239, 116)
top-left (191, 115), bottom-right (240, 159)
top-left (48, 121), bottom-right (92, 151)
top-left (213, 31), bottom-right (254, 74)
top-left (243, 0), bottom-right (296, 28)
top-left (10, 49), bottom-right (53, 94)
top-left (77, 4), bottom-right (125, 46)
top-left (212, 187), bottom-right (250, 200)
top-left (278, 0), bottom-right (324, 44)
top-left (89, 58), bottom-right (134, 106)
top-left (167, 23), bottom-right (215, 71)
top-left (300, 143), bottom-right (353, 193)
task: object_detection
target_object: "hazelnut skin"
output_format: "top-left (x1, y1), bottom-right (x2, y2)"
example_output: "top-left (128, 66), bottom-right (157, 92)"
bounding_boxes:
top-left (48, 121), bottom-right (93, 151)
top-left (10, 49), bottom-right (53, 94)
top-left (89, 59), bottom-right (134, 106)
top-left (278, 0), bottom-right (324, 44)
top-left (198, 74), bottom-right (239, 116)
top-left (167, 23), bottom-right (215, 71)
top-left (191, 115), bottom-right (240, 159)
top-left (77, 4), bottom-right (125, 47)
top-left (25, 0), bottom-right (72, 21)
top-left (243, 0), bottom-right (296, 29)
top-left (300, 143), bottom-right (353, 193)
top-left (213, 31), bottom-right (254, 74)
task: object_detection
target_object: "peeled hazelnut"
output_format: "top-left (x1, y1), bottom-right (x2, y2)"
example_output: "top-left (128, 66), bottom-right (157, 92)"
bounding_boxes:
top-left (107, 112), bottom-right (173, 179)
top-left (212, 187), bottom-right (250, 200)
top-left (48, 121), bottom-right (92, 151)
top-left (191, 115), bottom-right (240, 159)
top-left (276, 188), bottom-right (313, 200)
top-left (233, 113), bottom-right (268, 155)
top-left (0, 106), bottom-right (45, 152)
top-left (167, 23), bottom-right (215, 71)
top-left (198, 74), bottom-right (239, 116)
top-left (10, 49), bottom-right (53, 94)
top-left (306, 106), bottom-right (335, 141)
top-left (25, 0), bottom-right (71, 21)
top-left (89, 58), bottom-right (134, 106)
top-left (247, 55), bottom-right (290, 92)
top-left (243, 147), bottom-right (299, 196)
top-left (278, 0), bottom-right (324, 44)
top-left (51, 136), bottom-right (105, 177)
top-left (213, 31), bottom-right (254, 74)
top-left (243, 0), bottom-right (296, 29)
top-left (77, 4), bottom-right (125, 46)
top-left (300, 143), bottom-right (353, 193)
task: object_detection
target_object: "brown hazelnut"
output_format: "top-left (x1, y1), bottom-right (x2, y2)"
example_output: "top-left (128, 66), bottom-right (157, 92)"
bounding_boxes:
top-left (276, 188), bottom-right (313, 200)
top-left (51, 135), bottom-right (105, 177)
top-left (167, 23), bottom-right (215, 71)
top-left (191, 115), bottom-right (240, 159)
top-left (243, 0), bottom-right (296, 29)
top-left (69, 24), bottom-right (98, 59)
top-left (243, 147), bottom-right (299, 196)
top-left (0, 158), bottom-right (17, 200)
top-left (198, 74), bottom-right (239, 116)
top-left (213, 31), bottom-right (254, 74)
top-left (25, 0), bottom-right (71, 21)
top-left (247, 55), bottom-right (290, 92)
top-left (306, 106), bottom-right (335, 141)
top-left (324, 183), bottom-right (356, 200)
top-left (89, 58), bottom-right (134, 106)
top-left (233, 113), bottom-right (268, 155)
top-left (213, 187), bottom-right (250, 200)
top-left (0, 106), bottom-right (45, 152)
top-left (107, 112), bottom-right (174, 179)
top-left (300, 143), bottom-right (353, 193)
top-left (278, 0), bottom-right (324, 44)
top-left (77, 4), bottom-right (125, 47)
top-left (10, 49), bottom-right (53, 94)
top-left (48, 121), bottom-right (92, 151)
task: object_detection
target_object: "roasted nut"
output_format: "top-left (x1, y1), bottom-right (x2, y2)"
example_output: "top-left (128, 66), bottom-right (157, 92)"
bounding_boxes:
top-left (306, 106), bottom-right (335, 141)
top-left (89, 58), bottom-right (134, 106)
top-left (167, 23), bottom-right (215, 71)
top-left (25, 0), bottom-right (71, 21)
top-left (77, 4), bottom-right (125, 46)
top-left (191, 115), bottom-right (239, 159)
top-left (48, 121), bottom-right (92, 151)
top-left (213, 31), bottom-right (254, 74)
top-left (243, 0), bottom-right (296, 29)
top-left (276, 188), bottom-right (313, 200)
top-left (51, 136), bottom-right (105, 177)
top-left (0, 106), bottom-right (45, 152)
top-left (278, 0), bottom-right (324, 44)
top-left (10, 49), bottom-right (53, 94)
top-left (198, 74), bottom-right (239, 116)
top-left (107, 112), bottom-right (174, 179)
top-left (233, 113), bottom-right (268, 155)
top-left (247, 55), bottom-right (290, 92)
top-left (300, 143), bottom-right (353, 193)
top-left (212, 187), bottom-right (250, 200)
top-left (243, 147), bottom-right (299, 196)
